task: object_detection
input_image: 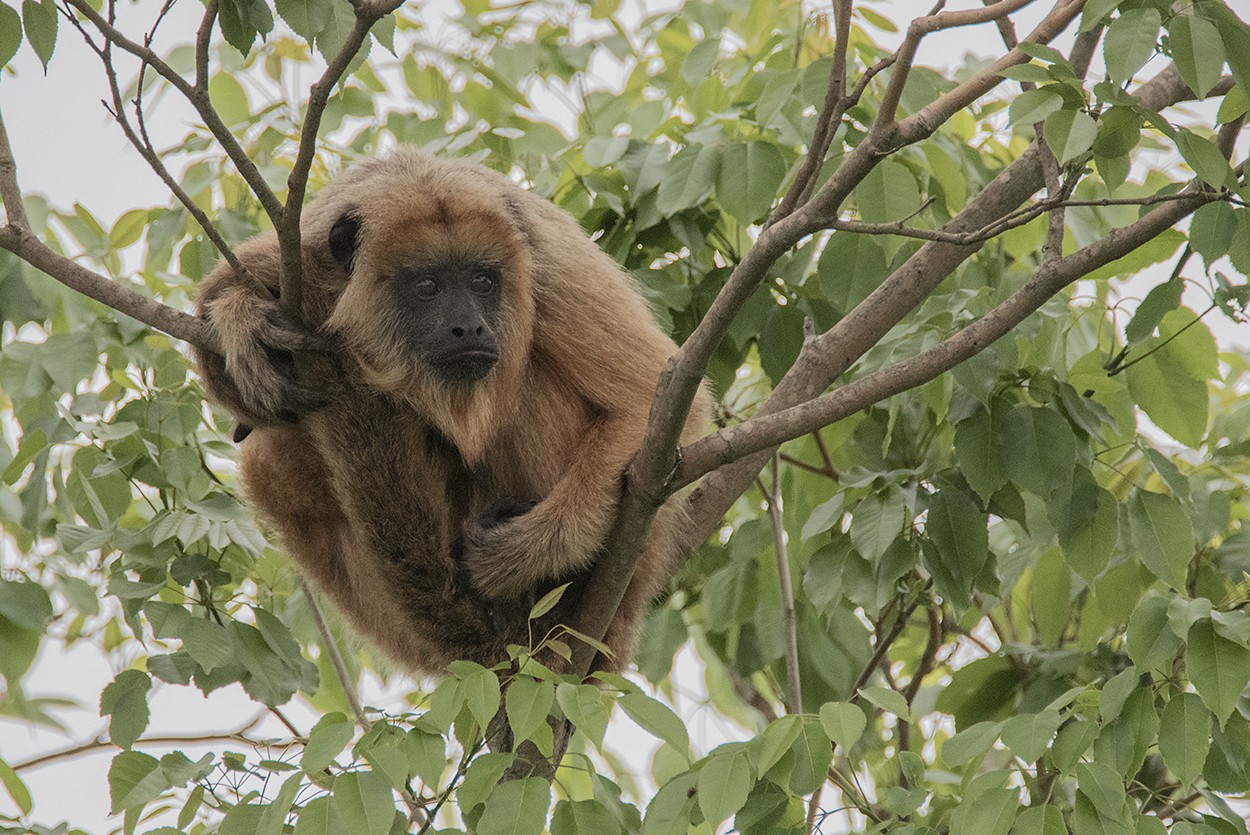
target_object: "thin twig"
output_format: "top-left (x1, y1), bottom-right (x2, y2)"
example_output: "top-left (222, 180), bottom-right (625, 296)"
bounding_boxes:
top-left (63, 0), bottom-right (284, 224)
top-left (765, 454), bottom-right (802, 715)
top-left (278, 0), bottom-right (404, 315)
top-left (300, 578), bottom-right (367, 726)
top-left (85, 11), bottom-right (265, 299)
top-left (0, 110), bottom-right (28, 230)
top-left (195, 0), bottom-right (217, 91)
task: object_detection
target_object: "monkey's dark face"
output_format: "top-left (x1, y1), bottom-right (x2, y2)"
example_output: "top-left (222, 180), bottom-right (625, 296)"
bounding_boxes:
top-left (390, 258), bottom-right (503, 384)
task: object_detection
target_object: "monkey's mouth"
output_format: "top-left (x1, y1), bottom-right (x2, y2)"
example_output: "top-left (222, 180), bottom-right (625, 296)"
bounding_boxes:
top-left (434, 349), bottom-right (499, 384)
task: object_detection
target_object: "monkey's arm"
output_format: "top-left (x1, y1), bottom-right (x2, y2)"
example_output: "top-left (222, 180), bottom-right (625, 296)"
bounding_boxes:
top-left (464, 250), bottom-right (711, 599)
top-left (193, 235), bottom-right (330, 429)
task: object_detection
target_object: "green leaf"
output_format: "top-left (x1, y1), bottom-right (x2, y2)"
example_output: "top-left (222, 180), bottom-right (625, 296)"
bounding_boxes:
top-left (1104, 8), bottom-right (1162, 84)
top-left (642, 773), bottom-right (697, 835)
top-left (1187, 619), bottom-right (1250, 726)
top-left (924, 488), bottom-right (989, 603)
top-left (109, 751), bottom-right (170, 813)
top-left (1169, 15), bottom-right (1226, 98)
top-left (1076, 761), bottom-right (1126, 819)
top-left (99, 670), bottom-right (151, 750)
top-left (1012, 805), bottom-right (1067, 835)
top-left (1048, 719), bottom-right (1097, 774)
top-left (0, 580), bottom-right (52, 630)
top-left (1032, 546), bottom-right (1071, 648)
top-left (955, 406), bottom-right (1009, 502)
top-left (942, 721), bottom-right (1003, 768)
top-left (256, 773), bottom-right (303, 835)
top-left (552, 799), bottom-right (624, 835)
top-left (302, 712), bottom-right (355, 773)
top-left (818, 701), bottom-right (866, 751)
top-left (850, 489), bottom-right (904, 563)
top-left (1176, 129), bottom-right (1234, 188)
top-left (1079, 0), bottom-right (1119, 33)
top-left (209, 72), bottom-right (252, 128)
top-left (854, 158), bottom-right (921, 223)
top-left (788, 721), bottom-right (832, 795)
top-left (1125, 278), bottom-right (1182, 345)
top-left (20, 0), bottom-right (55, 69)
top-left (999, 407), bottom-right (1077, 497)
top-left (657, 144), bottom-right (720, 214)
top-left (0, 759), bottom-right (31, 816)
top-left (1009, 86), bottom-right (1064, 128)
top-left (478, 776), bottom-right (550, 835)
top-left (528, 582), bottom-right (569, 620)
top-left (801, 493), bottom-right (844, 540)
top-left (405, 727), bottom-right (445, 788)
top-left (1044, 110), bottom-right (1098, 163)
top-left (1157, 692), bottom-right (1211, 786)
top-left (0, 2), bottom-right (22, 69)
top-left (858, 686), bottom-right (911, 721)
top-left (716, 142), bottom-right (785, 224)
top-left (1099, 669), bottom-right (1139, 724)
top-left (697, 746), bottom-right (753, 829)
top-left (950, 778), bottom-right (1017, 835)
top-left (1001, 709), bottom-right (1063, 763)
top-left (274, 0), bottom-right (331, 41)
top-left (1061, 487), bottom-right (1115, 587)
top-left (747, 714), bottom-right (803, 775)
top-left (1189, 202), bottom-right (1239, 267)
top-left (1126, 595), bottom-right (1182, 671)
top-left (619, 692), bottom-right (689, 754)
top-left (506, 677), bottom-right (555, 743)
top-left (293, 796), bottom-right (347, 835)
top-left (330, 771), bottom-right (394, 835)
top-left (1127, 490), bottom-right (1194, 589)
top-left (557, 682), bottom-right (609, 750)
top-left (461, 667), bottom-right (502, 731)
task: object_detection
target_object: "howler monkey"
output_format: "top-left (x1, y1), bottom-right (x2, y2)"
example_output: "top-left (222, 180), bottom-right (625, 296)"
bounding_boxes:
top-left (193, 150), bottom-right (712, 673)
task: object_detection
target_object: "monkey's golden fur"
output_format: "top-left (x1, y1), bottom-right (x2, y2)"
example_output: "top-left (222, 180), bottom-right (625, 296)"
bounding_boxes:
top-left (194, 150), bottom-right (711, 673)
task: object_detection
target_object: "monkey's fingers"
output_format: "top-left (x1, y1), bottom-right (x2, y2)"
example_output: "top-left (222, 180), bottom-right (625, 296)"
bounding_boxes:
top-left (229, 347), bottom-right (332, 424)
top-left (260, 308), bottom-right (335, 353)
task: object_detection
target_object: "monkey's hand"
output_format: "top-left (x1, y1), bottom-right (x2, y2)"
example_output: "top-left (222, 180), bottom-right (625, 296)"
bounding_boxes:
top-left (462, 497), bottom-right (538, 600)
top-left (206, 290), bottom-right (334, 426)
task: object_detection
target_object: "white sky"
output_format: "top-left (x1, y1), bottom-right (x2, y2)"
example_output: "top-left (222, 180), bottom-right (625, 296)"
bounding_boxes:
top-left (0, 0), bottom-right (1247, 831)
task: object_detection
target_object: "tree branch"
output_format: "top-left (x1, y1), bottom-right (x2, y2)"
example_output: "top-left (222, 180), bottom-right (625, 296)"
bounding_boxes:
top-left (764, 455), bottom-right (801, 715)
top-left (0, 104), bottom-right (218, 351)
top-left (300, 578), bottom-right (367, 727)
top-left (63, 0), bottom-right (284, 225)
top-left (679, 61), bottom-right (1219, 550)
top-left (874, 0), bottom-right (1040, 130)
top-left (0, 110), bottom-right (28, 230)
top-left (674, 187), bottom-right (1212, 483)
top-left (277, 0), bottom-right (404, 316)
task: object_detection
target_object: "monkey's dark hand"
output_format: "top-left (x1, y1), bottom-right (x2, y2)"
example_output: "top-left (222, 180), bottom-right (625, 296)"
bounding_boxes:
top-left (209, 292), bottom-right (335, 427)
top-left (462, 497), bottom-right (538, 599)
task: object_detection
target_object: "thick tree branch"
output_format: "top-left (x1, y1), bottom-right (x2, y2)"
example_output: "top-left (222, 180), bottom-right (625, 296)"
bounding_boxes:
top-left (0, 105), bottom-right (218, 351)
top-left (674, 188), bottom-right (1213, 483)
top-left (679, 61), bottom-right (1222, 549)
top-left (570, 0), bottom-right (1091, 672)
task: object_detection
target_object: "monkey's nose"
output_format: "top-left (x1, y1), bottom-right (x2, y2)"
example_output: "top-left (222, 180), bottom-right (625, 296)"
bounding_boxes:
top-left (450, 325), bottom-right (486, 338)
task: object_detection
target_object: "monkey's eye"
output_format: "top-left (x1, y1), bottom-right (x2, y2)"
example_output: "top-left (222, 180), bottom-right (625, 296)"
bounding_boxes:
top-left (413, 278), bottom-right (438, 300)
top-left (469, 273), bottom-right (495, 295)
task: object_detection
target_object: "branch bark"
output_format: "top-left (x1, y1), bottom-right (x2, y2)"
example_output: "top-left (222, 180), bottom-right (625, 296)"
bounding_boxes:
top-left (678, 61), bottom-right (1221, 549)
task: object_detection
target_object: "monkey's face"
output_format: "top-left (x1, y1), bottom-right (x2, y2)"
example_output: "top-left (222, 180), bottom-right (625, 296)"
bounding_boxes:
top-left (388, 257), bottom-right (503, 384)
top-left (322, 204), bottom-right (534, 402)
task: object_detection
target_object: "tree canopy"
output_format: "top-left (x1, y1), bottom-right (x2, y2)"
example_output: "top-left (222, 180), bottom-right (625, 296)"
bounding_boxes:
top-left (2, 0), bottom-right (1250, 832)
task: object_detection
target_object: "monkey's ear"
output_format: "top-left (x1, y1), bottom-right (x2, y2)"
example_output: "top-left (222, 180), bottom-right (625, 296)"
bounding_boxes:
top-left (328, 212), bottom-right (362, 273)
